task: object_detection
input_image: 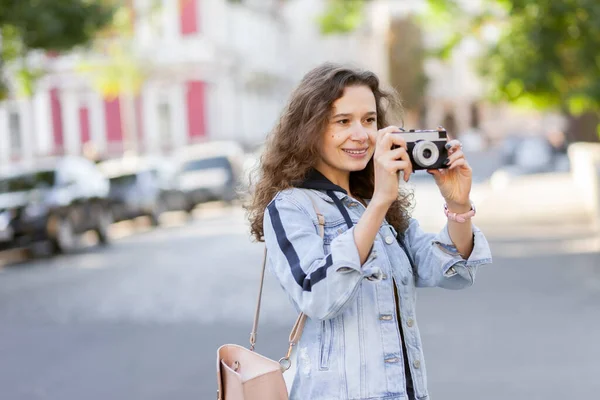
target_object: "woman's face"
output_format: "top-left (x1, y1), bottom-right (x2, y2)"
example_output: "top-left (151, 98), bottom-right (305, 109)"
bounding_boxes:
top-left (316, 85), bottom-right (377, 179)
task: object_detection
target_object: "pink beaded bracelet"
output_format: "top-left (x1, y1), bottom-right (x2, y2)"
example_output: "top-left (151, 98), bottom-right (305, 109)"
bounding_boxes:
top-left (444, 202), bottom-right (476, 223)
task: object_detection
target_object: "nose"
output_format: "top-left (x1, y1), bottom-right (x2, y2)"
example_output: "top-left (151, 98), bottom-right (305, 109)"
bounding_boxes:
top-left (350, 124), bottom-right (369, 142)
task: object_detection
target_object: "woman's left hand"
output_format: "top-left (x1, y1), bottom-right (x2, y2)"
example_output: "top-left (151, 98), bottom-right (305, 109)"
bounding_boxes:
top-left (427, 135), bottom-right (472, 210)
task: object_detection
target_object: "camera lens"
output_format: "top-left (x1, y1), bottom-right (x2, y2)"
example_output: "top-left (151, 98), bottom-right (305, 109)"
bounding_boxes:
top-left (412, 141), bottom-right (439, 167)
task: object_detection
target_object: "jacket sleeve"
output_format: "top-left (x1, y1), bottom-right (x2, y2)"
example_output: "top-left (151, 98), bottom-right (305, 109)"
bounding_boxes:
top-left (403, 218), bottom-right (492, 289)
top-left (263, 194), bottom-right (382, 320)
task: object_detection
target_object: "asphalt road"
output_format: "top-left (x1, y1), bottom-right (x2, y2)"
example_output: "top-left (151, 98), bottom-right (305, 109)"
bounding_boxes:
top-left (0, 204), bottom-right (599, 400)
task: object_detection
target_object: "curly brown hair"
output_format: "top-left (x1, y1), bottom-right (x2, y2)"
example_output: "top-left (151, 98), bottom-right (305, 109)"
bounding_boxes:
top-left (246, 63), bottom-right (413, 242)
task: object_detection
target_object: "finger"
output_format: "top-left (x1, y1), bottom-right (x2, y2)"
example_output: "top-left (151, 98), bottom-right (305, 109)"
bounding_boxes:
top-left (445, 149), bottom-right (464, 166)
top-left (388, 160), bottom-right (412, 182)
top-left (387, 132), bottom-right (407, 149)
top-left (385, 125), bottom-right (403, 132)
top-left (444, 139), bottom-right (462, 155)
top-left (377, 125), bottom-right (403, 139)
top-left (383, 160), bottom-right (409, 174)
top-left (388, 146), bottom-right (408, 162)
top-left (448, 158), bottom-right (470, 170)
top-left (378, 130), bottom-right (405, 152)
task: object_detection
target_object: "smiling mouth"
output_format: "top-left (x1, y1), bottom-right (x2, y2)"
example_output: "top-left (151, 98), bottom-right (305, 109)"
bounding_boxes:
top-left (342, 148), bottom-right (368, 155)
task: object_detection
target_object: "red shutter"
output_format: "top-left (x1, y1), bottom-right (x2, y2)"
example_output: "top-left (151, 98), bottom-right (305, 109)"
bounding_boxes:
top-left (79, 106), bottom-right (90, 144)
top-left (104, 97), bottom-right (122, 144)
top-left (180, 0), bottom-right (198, 35)
top-left (186, 81), bottom-right (206, 140)
top-left (50, 88), bottom-right (64, 153)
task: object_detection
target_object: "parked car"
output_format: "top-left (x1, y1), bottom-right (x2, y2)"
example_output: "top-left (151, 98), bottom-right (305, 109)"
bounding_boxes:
top-left (490, 135), bottom-right (571, 189)
top-left (0, 156), bottom-right (112, 254)
top-left (98, 156), bottom-right (188, 225)
top-left (174, 141), bottom-right (245, 209)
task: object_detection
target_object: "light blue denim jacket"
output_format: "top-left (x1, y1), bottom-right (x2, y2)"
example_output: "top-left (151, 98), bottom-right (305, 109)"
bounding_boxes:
top-left (263, 173), bottom-right (493, 400)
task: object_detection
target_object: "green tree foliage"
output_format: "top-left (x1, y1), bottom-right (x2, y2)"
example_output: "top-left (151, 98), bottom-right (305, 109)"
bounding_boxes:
top-left (427, 0), bottom-right (600, 140)
top-left (0, 0), bottom-right (114, 98)
top-left (319, 0), bottom-right (600, 140)
top-left (318, 0), bottom-right (367, 35)
top-left (439, 1), bottom-right (599, 113)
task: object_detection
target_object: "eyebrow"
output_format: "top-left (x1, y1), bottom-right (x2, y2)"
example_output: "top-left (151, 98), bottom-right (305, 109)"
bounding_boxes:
top-left (331, 111), bottom-right (377, 119)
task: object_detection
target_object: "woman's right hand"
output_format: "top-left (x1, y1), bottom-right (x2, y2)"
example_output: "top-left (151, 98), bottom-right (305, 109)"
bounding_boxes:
top-left (369, 126), bottom-right (412, 206)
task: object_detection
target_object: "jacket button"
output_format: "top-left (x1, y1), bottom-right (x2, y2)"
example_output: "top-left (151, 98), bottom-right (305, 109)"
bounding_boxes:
top-left (406, 318), bottom-right (414, 327)
top-left (401, 276), bottom-right (408, 285)
top-left (384, 236), bottom-right (394, 245)
top-left (413, 359), bottom-right (421, 369)
top-left (379, 314), bottom-right (393, 321)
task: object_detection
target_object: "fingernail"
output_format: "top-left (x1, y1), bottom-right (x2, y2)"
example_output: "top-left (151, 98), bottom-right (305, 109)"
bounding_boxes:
top-left (444, 143), bottom-right (452, 150)
top-left (444, 158), bottom-right (450, 165)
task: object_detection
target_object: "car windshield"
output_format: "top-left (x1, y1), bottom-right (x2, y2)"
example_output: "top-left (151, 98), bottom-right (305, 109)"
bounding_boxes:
top-left (0, 170), bottom-right (55, 193)
top-left (109, 174), bottom-right (138, 188)
top-left (182, 156), bottom-right (231, 172)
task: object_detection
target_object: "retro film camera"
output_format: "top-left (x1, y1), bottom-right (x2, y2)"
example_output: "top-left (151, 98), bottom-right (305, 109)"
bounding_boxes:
top-left (394, 129), bottom-right (449, 171)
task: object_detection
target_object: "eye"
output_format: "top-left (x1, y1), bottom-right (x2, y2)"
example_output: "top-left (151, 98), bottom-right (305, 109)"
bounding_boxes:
top-left (365, 117), bottom-right (376, 124)
top-left (336, 119), bottom-right (350, 125)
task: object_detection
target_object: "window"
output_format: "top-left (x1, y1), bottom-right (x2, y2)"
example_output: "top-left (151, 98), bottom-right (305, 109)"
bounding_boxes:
top-left (8, 112), bottom-right (22, 155)
top-left (0, 171), bottom-right (56, 194)
top-left (109, 174), bottom-right (138, 188)
top-left (158, 101), bottom-right (172, 150)
top-left (182, 156), bottom-right (232, 172)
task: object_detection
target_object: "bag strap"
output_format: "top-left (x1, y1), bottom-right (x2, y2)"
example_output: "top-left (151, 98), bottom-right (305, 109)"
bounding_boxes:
top-left (249, 191), bottom-right (325, 367)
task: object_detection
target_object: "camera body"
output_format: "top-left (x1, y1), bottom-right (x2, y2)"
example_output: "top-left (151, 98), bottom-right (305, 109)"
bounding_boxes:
top-left (395, 129), bottom-right (449, 171)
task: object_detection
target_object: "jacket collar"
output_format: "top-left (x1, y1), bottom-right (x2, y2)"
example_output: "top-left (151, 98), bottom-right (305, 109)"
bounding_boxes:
top-left (294, 169), bottom-right (348, 202)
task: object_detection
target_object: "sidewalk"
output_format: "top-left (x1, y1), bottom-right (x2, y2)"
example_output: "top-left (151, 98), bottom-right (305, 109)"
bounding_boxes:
top-left (475, 172), bottom-right (593, 225)
top-left (410, 172), bottom-right (598, 237)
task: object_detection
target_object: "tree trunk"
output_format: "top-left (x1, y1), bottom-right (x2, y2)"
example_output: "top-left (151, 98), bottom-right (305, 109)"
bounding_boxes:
top-left (565, 112), bottom-right (600, 143)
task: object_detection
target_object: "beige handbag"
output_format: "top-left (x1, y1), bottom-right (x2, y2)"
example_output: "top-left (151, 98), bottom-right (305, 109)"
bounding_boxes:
top-left (216, 198), bottom-right (325, 400)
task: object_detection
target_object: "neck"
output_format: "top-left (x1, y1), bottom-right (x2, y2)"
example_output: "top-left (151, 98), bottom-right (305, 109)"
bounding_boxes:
top-left (314, 164), bottom-right (351, 194)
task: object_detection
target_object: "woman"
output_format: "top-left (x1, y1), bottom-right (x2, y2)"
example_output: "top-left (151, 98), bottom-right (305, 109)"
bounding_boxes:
top-left (246, 63), bottom-right (492, 400)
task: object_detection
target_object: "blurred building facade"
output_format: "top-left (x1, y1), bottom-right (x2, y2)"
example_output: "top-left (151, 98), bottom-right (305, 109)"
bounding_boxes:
top-left (0, 0), bottom-right (391, 168)
top-left (385, 1), bottom-right (566, 149)
top-left (0, 0), bottom-right (563, 169)
top-left (1, 0), bottom-right (290, 166)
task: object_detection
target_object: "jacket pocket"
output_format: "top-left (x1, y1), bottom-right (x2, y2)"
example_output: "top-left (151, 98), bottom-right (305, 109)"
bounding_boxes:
top-left (319, 319), bottom-right (334, 370)
top-left (323, 220), bottom-right (348, 245)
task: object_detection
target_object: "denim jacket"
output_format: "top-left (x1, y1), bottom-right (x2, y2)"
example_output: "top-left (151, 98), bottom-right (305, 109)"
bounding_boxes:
top-left (263, 170), bottom-right (493, 400)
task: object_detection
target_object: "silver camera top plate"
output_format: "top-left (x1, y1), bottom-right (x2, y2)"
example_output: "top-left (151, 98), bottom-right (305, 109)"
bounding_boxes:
top-left (399, 129), bottom-right (447, 143)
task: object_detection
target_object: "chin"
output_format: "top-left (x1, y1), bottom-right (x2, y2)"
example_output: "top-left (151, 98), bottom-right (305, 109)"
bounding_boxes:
top-left (345, 160), bottom-right (370, 172)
